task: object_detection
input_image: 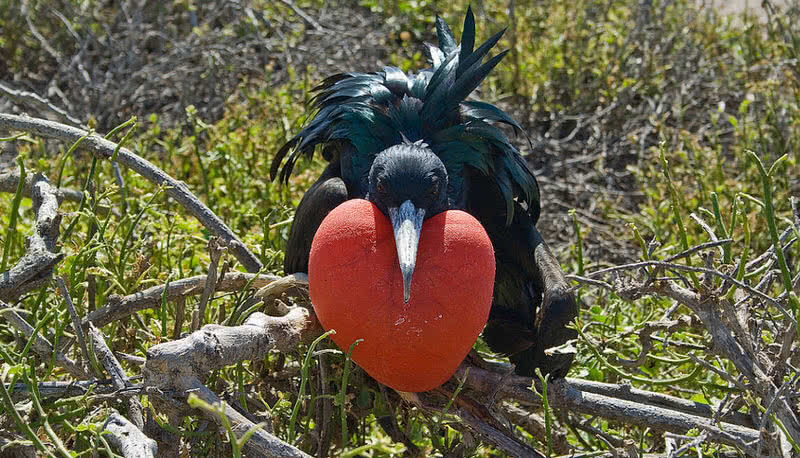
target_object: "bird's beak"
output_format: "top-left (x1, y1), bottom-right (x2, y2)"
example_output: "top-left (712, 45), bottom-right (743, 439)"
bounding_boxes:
top-left (389, 200), bottom-right (425, 303)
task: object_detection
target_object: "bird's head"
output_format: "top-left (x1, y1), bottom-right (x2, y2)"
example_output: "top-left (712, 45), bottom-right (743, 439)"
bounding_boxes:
top-left (367, 142), bottom-right (449, 303)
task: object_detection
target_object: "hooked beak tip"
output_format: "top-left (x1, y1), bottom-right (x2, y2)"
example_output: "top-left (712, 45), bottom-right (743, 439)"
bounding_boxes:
top-left (390, 200), bottom-right (425, 304)
top-left (402, 266), bottom-right (413, 303)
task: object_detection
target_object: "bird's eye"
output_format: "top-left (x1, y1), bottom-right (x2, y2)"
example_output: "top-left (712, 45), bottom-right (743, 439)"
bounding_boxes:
top-left (377, 182), bottom-right (386, 193)
top-left (428, 185), bottom-right (438, 198)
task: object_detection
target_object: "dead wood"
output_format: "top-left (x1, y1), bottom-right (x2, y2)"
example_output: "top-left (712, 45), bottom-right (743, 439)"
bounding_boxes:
top-left (0, 173), bottom-right (62, 302)
top-left (7, 380), bottom-right (125, 403)
top-left (194, 237), bottom-right (225, 331)
top-left (89, 323), bottom-right (145, 431)
top-left (85, 272), bottom-right (280, 328)
top-left (144, 307), bottom-right (313, 458)
top-left (0, 169), bottom-right (83, 203)
top-left (102, 410), bottom-right (158, 458)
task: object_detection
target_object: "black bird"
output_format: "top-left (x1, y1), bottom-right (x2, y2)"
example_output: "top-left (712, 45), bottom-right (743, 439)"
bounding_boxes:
top-left (271, 8), bottom-right (577, 378)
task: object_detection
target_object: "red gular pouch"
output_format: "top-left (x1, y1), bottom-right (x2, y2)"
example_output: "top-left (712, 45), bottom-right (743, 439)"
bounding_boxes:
top-left (309, 199), bottom-right (495, 392)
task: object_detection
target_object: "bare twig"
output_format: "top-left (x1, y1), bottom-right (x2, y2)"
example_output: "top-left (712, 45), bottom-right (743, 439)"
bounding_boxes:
top-left (254, 272), bottom-right (309, 303)
top-left (89, 323), bottom-right (145, 430)
top-left (586, 260), bottom-right (793, 319)
top-left (664, 237), bottom-right (731, 263)
top-left (7, 379), bottom-right (119, 403)
top-left (614, 317), bottom-right (691, 368)
top-left (0, 169), bottom-right (83, 203)
top-left (0, 301), bottom-right (89, 379)
top-left (173, 296), bottom-right (186, 339)
top-left (84, 272), bottom-right (280, 328)
top-left (687, 354), bottom-right (747, 390)
top-left (57, 277), bottom-right (91, 374)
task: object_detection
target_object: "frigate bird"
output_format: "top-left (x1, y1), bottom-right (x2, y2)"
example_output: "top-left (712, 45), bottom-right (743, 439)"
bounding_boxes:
top-left (272, 8), bottom-right (577, 378)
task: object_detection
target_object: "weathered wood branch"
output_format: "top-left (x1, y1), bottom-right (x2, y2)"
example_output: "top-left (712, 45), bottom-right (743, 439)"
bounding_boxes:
top-left (89, 323), bottom-right (145, 431)
top-left (102, 410), bottom-right (158, 458)
top-left (566, 378), bottom-right (753, 429)
top-left (550, 379), bottom-right (758, 452)
top-left (0, 169), bottom-right (83, 203)
top-left (453, 364), bottom-right (761, 449)
top-left (0, 113), bottom-right (262, 272)
top-left (7, 380), bottom-right (123, 403)
top-left (84, 272), bottom-right (280, 328)
top-left (0, 173), bottom-right (63, 302)
top-left (57, 277), bottom-right (91, 374)
top-left (0, 80), bottom-right (84, 126)
top-left (194, 237), bottom-right (225, 330)
top-left (0, 300), bottom-right (89, 379)
top-left (144, 307), bottom-right (313, 458)
top-left (145, 307), bottom-right (312, 381)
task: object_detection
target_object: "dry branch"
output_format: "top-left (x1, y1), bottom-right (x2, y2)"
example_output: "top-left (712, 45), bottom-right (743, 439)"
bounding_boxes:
top-left (566, 378), bottom-right (753, 428)
top-left (550, 380), bottom-right (758, 452)
top-left (0, 173), bottom-right (63, 302)
top-left (89, 323), bottom-right (145, 431)
top-left (145, 307), bottom-right (311, 381)
top-left (0, 113), bottom-right (262, 273)
top-left (454, 364), bottom-right (761, 449)
top-left (7, 380), bottom-right (121, 403)
top-left (0, 81), bottom-right (84, 126)
top-left (0, 301), bottom-right (89, 379)
top-left (194, 237), bottom-right (225, 330)
top-left (57, 277), bottom-right (91, 374)
top-left (102, 410), bottom-right (157, 458)
top-left (0, 169), bottom-right (83, 203)
top-left (144, 307), bottom-right (313, 458)
top-left (84, 272), bottom-right (280, 328)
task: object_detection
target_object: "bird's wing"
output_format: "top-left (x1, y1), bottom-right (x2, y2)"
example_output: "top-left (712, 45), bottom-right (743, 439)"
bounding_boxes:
top-left (465, 169), bottom-right (576, 378)
top-left (283, 161), bottom-right (349, 275)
